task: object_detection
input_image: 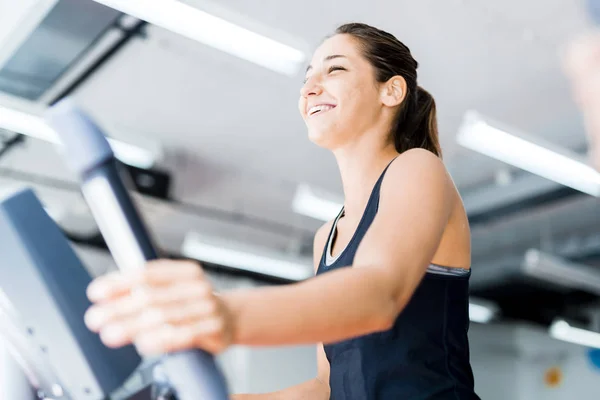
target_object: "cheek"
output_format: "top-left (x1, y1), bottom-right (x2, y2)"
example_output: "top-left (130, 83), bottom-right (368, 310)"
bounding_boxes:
top-left (338, 76), bottom-right (375, 103)
top-left (340, 84), bottom-right (378, 121)
top-left (298, 97), bottom-right (306, 119)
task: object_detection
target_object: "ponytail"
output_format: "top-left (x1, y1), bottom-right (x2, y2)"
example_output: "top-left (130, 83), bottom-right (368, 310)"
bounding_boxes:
top-left (333, 23), bottom-right (442, 157)
top-left (393, 85), bottom-right (442, 158)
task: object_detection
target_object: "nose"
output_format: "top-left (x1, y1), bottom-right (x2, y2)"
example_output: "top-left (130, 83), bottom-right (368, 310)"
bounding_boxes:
top-left (300, 76), bottom-right (323, 98)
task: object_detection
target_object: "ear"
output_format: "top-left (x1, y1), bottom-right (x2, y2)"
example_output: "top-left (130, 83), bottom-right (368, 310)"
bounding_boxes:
top-left (380, 75), bottom-right (407, 107)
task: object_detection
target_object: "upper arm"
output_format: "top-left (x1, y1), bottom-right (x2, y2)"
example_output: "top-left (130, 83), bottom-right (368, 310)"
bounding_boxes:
top-left (353, 149), bottom-right (454, 307)
top-left (313, 222), bottom-right (332, 385)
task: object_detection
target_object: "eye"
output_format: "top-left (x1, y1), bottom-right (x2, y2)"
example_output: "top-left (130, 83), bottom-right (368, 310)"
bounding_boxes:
top-left (302, 66), bottom-right (345, 84)
top-left (328, 65), bottom-right (346, 74)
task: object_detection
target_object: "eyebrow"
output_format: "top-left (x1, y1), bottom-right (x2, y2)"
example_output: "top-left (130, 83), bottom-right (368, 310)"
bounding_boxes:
top-left (305, 54), bottom-right (347, 73)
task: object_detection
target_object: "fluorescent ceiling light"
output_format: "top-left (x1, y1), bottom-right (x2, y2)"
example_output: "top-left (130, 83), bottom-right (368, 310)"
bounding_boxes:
top-left (0, 104), bottom-right (156, 169)
top-left (456, 110), bottom-right (600, 197)
top-left (93, 0), bottom-right (306, 76)
top-left (550, 319), bottom-right (600, 349)
top-left (468, 298), bottom-right (498, 323)
top-left (182, 232), bottom-right (312, 281)
top-left (523, 249), bottom-right (600, 295)
top-left (292, 184), bottom-right (343, 222)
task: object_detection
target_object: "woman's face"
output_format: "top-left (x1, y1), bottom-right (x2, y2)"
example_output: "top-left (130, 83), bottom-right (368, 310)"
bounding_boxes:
top-left (299, 34), bottom-right (387, 150)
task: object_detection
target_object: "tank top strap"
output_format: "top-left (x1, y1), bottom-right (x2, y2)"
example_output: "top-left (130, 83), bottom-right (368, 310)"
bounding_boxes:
top-left (339, 156), bottom-right (398, 253)
top-left (346, 155), bottom-right (399, 215)
top-left (370, 156), bottom-right (398, 212)
top-left (318, 156), bottom-right (398, 271)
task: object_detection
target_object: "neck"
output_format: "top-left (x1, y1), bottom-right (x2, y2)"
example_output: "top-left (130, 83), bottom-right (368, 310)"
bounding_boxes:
top-left (333, 133), bottom-right (398, 219)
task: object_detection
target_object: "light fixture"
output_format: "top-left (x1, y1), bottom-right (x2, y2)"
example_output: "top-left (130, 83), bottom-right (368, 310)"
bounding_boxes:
top-left (456, 111), bottom-right (600, 197)
top-left (468, 298), bottom-right (498, 323)
top-left (549, 319), bottom-right (600, 349)
top-left (181, 232), bottom-right (313, 281)
top-left (0, 104), bottom-right (157, 169)
top-left (522, 249), bottom-right (600, 295)
top-left (92, 0), bottom-right (306, 76)
top-left (292, 184), bottom-right (343, 222)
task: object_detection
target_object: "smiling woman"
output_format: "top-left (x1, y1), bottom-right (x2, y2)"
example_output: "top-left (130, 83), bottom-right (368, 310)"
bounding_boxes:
top-left (84, 22), bottom-right (479, 400)
top-left (299, 24), bottom-right (441, 160)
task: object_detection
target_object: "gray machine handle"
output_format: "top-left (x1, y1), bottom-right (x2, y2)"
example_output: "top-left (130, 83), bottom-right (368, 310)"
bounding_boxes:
top-left (45, 99), bottom-right (229, 400)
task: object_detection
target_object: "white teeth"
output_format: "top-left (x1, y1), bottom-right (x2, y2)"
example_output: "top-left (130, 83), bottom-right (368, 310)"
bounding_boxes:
top-left (309, 104), bottom-right (334, 115)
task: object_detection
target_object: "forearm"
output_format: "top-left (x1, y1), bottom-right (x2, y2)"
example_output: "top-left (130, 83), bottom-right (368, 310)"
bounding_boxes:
top-left (223, 266), bottom-right (398, 347)
top-left (231, 378), bottom-right (329, 400)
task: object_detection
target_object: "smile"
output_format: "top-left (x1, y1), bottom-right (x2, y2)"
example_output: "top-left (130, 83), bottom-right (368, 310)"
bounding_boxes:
top-left (308, 104), bottom-right (336, 116)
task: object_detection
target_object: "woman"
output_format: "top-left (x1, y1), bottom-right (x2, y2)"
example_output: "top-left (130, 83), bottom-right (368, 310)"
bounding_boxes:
top-left (85, 23), bottom-right (479, 399)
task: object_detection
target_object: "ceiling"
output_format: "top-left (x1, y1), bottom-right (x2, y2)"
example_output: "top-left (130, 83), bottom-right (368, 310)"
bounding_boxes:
top-left (0, 0), bottom-right (599, 327)
top-left (74, 0), bottom-right (592, 189)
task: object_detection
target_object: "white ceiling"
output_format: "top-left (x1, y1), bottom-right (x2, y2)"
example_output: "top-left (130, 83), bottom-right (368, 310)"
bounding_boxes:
top-left (73, 0), bottom-right (593, 190)
top-left (0, 0), bottom-right (597, 265)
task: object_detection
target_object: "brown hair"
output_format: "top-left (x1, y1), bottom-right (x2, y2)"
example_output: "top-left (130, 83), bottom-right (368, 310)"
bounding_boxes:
top-left (334, 23), bottom-right (442, 157)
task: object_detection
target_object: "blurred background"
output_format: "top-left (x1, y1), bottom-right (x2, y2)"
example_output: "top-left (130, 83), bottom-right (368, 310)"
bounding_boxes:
top-left (0, 0), bottom-right (599, 398)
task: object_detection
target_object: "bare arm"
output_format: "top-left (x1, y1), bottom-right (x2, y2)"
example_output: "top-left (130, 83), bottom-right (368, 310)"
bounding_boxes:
top-left (231, 224), bottom-right (332, 400)
top-left (222, 149), bottom-right (454, 347)
top-left (83, 150), bottom-right (451, 396)
top-left (230, 379), bottom-right (326, 400)
top-left (230, 376), bottom-right (327, 400)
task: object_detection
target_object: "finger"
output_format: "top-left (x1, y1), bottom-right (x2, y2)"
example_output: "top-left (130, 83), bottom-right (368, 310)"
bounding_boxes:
top-left (87, 260), bottom-right (203, 303)
top-left (95, 299), bottom-right (219, 348)
top-left (135, 318), bottom-right (225, 355)
top-left (141, 260), bottom-right (204, 285)
top-left (87, 270), bottom-right (138, 303)
top-left (85, 281), bottom-right (212, 331)
top-left (85, 290), bottom-right (145, 332)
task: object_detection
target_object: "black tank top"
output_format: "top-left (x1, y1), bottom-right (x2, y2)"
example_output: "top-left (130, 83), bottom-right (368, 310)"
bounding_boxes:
top-left (316, 160), bottom-right (480, 400)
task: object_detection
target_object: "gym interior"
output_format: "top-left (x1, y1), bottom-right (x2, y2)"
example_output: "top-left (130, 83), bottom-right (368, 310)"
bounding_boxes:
top-left (0, 1), bottom-right (599, 399)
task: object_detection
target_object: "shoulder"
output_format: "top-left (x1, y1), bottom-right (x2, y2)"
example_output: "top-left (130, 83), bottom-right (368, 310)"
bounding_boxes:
top-left (388, 148), bottom-right (447, 177)
top-left (380, 149), bottom-right (453, 208)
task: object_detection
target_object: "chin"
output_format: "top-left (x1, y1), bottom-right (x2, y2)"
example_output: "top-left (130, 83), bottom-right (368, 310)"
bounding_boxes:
top-left (307, 131), bottom-right (327, 148)
top-left (307, 128), bottom-right (340, 150)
